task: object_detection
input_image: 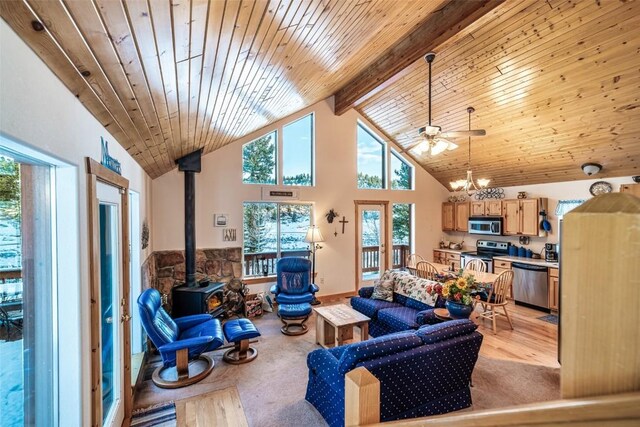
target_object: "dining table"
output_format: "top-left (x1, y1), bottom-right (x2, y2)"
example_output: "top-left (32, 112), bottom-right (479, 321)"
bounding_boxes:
top-left (430, 263), bottom-right (499, 284)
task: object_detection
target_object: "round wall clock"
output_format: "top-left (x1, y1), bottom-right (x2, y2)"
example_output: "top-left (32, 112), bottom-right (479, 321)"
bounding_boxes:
top-left (589, 181), bottom-right (612, 196)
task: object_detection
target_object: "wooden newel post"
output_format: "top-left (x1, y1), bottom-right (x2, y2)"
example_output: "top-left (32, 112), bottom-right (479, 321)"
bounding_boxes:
top-left (345, 367), bottom-right (380, 426)
top-left (561, 193), bottom-right (640, 399)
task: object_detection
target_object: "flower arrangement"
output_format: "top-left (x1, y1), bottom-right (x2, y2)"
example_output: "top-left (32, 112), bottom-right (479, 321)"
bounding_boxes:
top-left (427, 271), bottom-right (478, 306)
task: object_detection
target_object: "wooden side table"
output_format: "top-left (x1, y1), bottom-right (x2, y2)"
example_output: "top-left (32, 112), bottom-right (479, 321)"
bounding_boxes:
top-left (314, 304), bottom-right (370, 349)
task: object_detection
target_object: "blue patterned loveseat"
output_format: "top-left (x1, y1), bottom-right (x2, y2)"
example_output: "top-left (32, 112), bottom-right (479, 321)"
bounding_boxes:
top-left (351, 270), bottom-right (444, 337)
top-left (305, 320), bottom-right (483, 427)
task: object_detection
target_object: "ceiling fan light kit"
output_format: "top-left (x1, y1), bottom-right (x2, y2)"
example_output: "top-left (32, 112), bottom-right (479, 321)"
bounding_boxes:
top-left (409, 52), bottom-right (484, 156)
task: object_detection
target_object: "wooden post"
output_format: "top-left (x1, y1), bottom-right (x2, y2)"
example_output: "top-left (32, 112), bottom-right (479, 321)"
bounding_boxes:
top-left (561, 193), bottom-right (640, 398)
top-left (345, 367), bottom-right (380, 426)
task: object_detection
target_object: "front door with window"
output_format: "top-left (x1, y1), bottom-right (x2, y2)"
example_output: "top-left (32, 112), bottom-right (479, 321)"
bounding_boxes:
top-left (356, 202), bottom-right (388, 289)
top-left (97, 182), bottom-right (124, 427)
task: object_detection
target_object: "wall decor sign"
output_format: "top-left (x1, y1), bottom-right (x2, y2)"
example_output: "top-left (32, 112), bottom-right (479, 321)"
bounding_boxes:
top-left (214, 213), bottom-right (228, 227)
top-left (223, 228), bottom-right (237, 242)
top-left (141, 219), bottom-right (150, 249)
top-left (100, 137), bottom-right (122, 175)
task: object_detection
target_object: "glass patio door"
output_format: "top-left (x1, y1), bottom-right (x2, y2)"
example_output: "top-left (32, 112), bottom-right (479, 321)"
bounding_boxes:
top-left (97, 182), bottom-right (124, 427)
top-left (356, 203), bottom-right (388, 288)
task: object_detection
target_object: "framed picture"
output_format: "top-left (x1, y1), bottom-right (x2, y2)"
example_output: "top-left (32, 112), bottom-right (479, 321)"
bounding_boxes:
top-left (214, 213), bottom-right (228, 227)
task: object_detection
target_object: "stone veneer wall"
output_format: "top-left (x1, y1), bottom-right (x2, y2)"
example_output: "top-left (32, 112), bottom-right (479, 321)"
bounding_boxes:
top-left (141, 247), bottom-right (242, 310)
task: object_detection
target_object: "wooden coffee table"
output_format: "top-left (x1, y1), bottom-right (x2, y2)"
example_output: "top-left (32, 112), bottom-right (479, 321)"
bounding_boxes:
top-left (434, 308), bottom-right (452, 321)
top-left (313, 304), bottom-right (370, 349)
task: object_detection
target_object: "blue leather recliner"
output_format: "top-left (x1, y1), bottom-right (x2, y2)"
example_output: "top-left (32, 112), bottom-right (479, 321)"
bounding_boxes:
top-left (305, 320), bottom-right (483, 427)
top-left (270, 257), bottom-right (319, 304)
top-left (138, 288), bottom-right (224, 388)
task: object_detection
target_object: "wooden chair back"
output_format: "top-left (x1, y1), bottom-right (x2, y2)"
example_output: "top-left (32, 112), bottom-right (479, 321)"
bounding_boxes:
top-left (489, 270), bottom-right (514, 305)
top-left (415, 261), bottom-right (439, 280)
top-left (464, 259), bottom-right (487, 273)
top-left (406, 253), bottom-right (424, 269)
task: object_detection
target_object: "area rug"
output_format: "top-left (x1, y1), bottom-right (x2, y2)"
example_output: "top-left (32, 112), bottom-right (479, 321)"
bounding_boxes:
top-left (537, 314), bottom-right (559, 325)
top-left (130, 401), bottom-right (176, 427)
top-left (134, 309), bottom-right (560, 427)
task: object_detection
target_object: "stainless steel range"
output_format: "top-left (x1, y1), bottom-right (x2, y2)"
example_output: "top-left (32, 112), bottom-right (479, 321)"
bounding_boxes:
top-left (461, 240), bottom-right (510, 272)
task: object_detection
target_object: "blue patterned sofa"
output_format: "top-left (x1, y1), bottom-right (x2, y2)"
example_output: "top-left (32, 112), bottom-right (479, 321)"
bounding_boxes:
top-left (305, 320), bottom-right (483, 427)
top-left (351, 270), bottom-right (444, 337)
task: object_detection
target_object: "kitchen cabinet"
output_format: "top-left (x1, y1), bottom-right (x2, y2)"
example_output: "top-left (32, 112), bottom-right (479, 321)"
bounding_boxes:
top-left (445, 252), bottom-right (461, 271)
top-left (549, 267), bottom-right (559, 311)
top-left (621, 183), bottom-right (640, 197)
top-left (471, 201), bottom-right (486, 216)
top-left (442, 202), bottom-right (455, 231)
top-left (493, 260), bottom-right (513, 299)
top-left (486, 200), bottom-right (502, 216)
top-left (433, 250), bottom-right (446, 264)
top-left (455, 202), bottom-right (470, 232)
top-left (502, 199), bottom-right (540, 236)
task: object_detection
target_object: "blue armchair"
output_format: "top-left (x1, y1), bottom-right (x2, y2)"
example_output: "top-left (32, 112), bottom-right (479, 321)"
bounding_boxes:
top-left (138, 288), bottom-right (224, 388)
top-left (305, 320), bottom-right (483, 427)
top-left (270, 257), bottom-right (319, 304)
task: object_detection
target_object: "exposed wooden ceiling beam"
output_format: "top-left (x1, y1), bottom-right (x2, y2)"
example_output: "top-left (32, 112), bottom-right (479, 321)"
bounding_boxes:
top-left (333, 0), bottom-right (507, 116)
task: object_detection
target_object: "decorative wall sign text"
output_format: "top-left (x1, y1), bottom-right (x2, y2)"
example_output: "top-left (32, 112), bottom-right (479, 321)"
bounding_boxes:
top-left (223, 228), bottom-right (237, 242)
top-left (101, 137), bottom-right (122, 175)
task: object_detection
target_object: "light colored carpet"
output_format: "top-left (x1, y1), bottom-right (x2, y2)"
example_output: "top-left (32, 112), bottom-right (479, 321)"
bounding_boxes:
top-left (134, 306), bottom-right (560, 426)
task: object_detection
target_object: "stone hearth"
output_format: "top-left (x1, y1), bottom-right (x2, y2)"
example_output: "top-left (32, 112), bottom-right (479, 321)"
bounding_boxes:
top-left (142, 247), bottom-right (242, 310)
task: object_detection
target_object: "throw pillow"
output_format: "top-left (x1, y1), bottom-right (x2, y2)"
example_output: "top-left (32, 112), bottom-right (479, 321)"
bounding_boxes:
top-left (371, 279), bottom-right (394, 302)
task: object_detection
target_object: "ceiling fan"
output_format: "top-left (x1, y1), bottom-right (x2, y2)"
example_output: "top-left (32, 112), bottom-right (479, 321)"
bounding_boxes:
top-left (407, 52), bottom-right (486, 156)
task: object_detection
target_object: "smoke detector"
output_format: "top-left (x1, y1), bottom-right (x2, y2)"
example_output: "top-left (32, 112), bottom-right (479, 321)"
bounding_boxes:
top-left (581, 162), bottom-right (602, 176)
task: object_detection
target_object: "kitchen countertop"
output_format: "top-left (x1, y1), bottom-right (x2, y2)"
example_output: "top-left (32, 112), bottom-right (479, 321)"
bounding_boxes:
top-left (493, 255), bottom-right (559, 269)
top-left (433, 248), bottom-right (467, 254)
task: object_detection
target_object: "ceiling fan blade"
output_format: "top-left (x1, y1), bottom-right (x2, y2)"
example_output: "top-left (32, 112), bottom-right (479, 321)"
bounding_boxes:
top-left (440, 129), bottom-right (487, 138)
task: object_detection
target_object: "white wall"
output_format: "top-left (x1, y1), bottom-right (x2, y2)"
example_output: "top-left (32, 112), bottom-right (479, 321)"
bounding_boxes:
top-left (444, 176), bottom-right (636, 254)
top-left (0, 20), bottom-right (153, 427)
top-left (153, 97), bottom-right (449, 295)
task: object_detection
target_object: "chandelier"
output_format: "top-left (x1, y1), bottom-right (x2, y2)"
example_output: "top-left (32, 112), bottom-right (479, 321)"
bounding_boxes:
top-left (450, 107), bottom-right (490, 194)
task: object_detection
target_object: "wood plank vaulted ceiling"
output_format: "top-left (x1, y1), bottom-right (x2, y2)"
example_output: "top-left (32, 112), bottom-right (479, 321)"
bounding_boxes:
top-left (1, 0), bottom-right (639, 187)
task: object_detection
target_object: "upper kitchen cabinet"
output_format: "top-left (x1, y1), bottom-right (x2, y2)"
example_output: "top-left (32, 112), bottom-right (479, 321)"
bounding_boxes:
top-left (470, 201), bottom-right (486, 216)
top-left (503, 198), bottom-right (543, 236)
top-left (620, 183), bottom-right (640, 198)
top-left (442, 202), bottom-right (456, 231)
top-left (486, 200), bottom-right (502, 216)
top-left (455, 202), bottom-right (470, 232)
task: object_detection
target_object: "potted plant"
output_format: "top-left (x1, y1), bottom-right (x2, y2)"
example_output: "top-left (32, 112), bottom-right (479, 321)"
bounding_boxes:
top-left (427, 273), bottom-right (478, 319)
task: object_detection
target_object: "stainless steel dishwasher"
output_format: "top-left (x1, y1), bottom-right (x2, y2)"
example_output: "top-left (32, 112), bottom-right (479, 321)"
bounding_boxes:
top-left (512, 262), bottom-right (549, 310)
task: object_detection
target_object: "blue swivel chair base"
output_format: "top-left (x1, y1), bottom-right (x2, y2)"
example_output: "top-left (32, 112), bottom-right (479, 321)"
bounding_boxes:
top-left (278, 303), bottom-right (312, 335)
top-left (152, 352), bottom-right (214, 389)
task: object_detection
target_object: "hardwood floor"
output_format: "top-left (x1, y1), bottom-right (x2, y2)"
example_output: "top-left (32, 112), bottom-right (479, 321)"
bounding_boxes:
top-left (473, 303), bottom-right (559, 368)
top-left (175, 387), bottom-right (249, 427)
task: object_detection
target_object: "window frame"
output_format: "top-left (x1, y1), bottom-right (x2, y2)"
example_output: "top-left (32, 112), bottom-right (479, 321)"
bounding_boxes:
top-left (390, 148), bottom-right (414, 191)
top-left (392, 203), bottom-right (414, 267)
top-left (242, 201), bottom-right (314, 277)
top-left (241, 130), bottom-right (278, 185)
top-left (356, 121), bottom-right (387, 190)
top-left (282, 113), bottom-right (315, 187)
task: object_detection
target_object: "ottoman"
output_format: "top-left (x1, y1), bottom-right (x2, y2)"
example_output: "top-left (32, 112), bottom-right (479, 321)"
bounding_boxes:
top-left (278, 303), bottom-right (312, 336)
top-left (222, 318), bottom-right (261, 364)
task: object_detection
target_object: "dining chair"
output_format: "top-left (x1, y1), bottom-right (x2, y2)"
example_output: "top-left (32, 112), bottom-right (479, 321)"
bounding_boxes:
top-left (464, 258), bottom-right (487, 273)
top-left (415, 261), bottom-right (439, 280)
top-left (405, 253), bottom-right (425, 269)
top-left (475, 270), bottom-right (514, 334)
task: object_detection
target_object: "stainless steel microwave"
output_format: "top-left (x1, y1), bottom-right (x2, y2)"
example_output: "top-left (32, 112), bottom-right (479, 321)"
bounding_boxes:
top-left (468, 217), bottom-right (502, 235)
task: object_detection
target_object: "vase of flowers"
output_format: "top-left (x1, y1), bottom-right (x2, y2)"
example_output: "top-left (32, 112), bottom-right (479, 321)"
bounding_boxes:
top-left (427, 274), bottom-right (478, 319)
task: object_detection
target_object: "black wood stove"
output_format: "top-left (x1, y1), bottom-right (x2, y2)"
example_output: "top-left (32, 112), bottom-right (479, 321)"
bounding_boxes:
top-left (171, 281), bottom-right (225, 318)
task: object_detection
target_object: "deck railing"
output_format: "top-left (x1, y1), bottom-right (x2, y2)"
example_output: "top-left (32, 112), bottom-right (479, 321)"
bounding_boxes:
top-left (243, 250), bottom-right (311, 277)
top-left (243, 246), bottom-right (410, 278)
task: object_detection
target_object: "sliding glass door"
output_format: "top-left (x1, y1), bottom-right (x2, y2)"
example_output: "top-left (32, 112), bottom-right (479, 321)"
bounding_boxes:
top-left (0, 155), bottom-right (55, 426)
